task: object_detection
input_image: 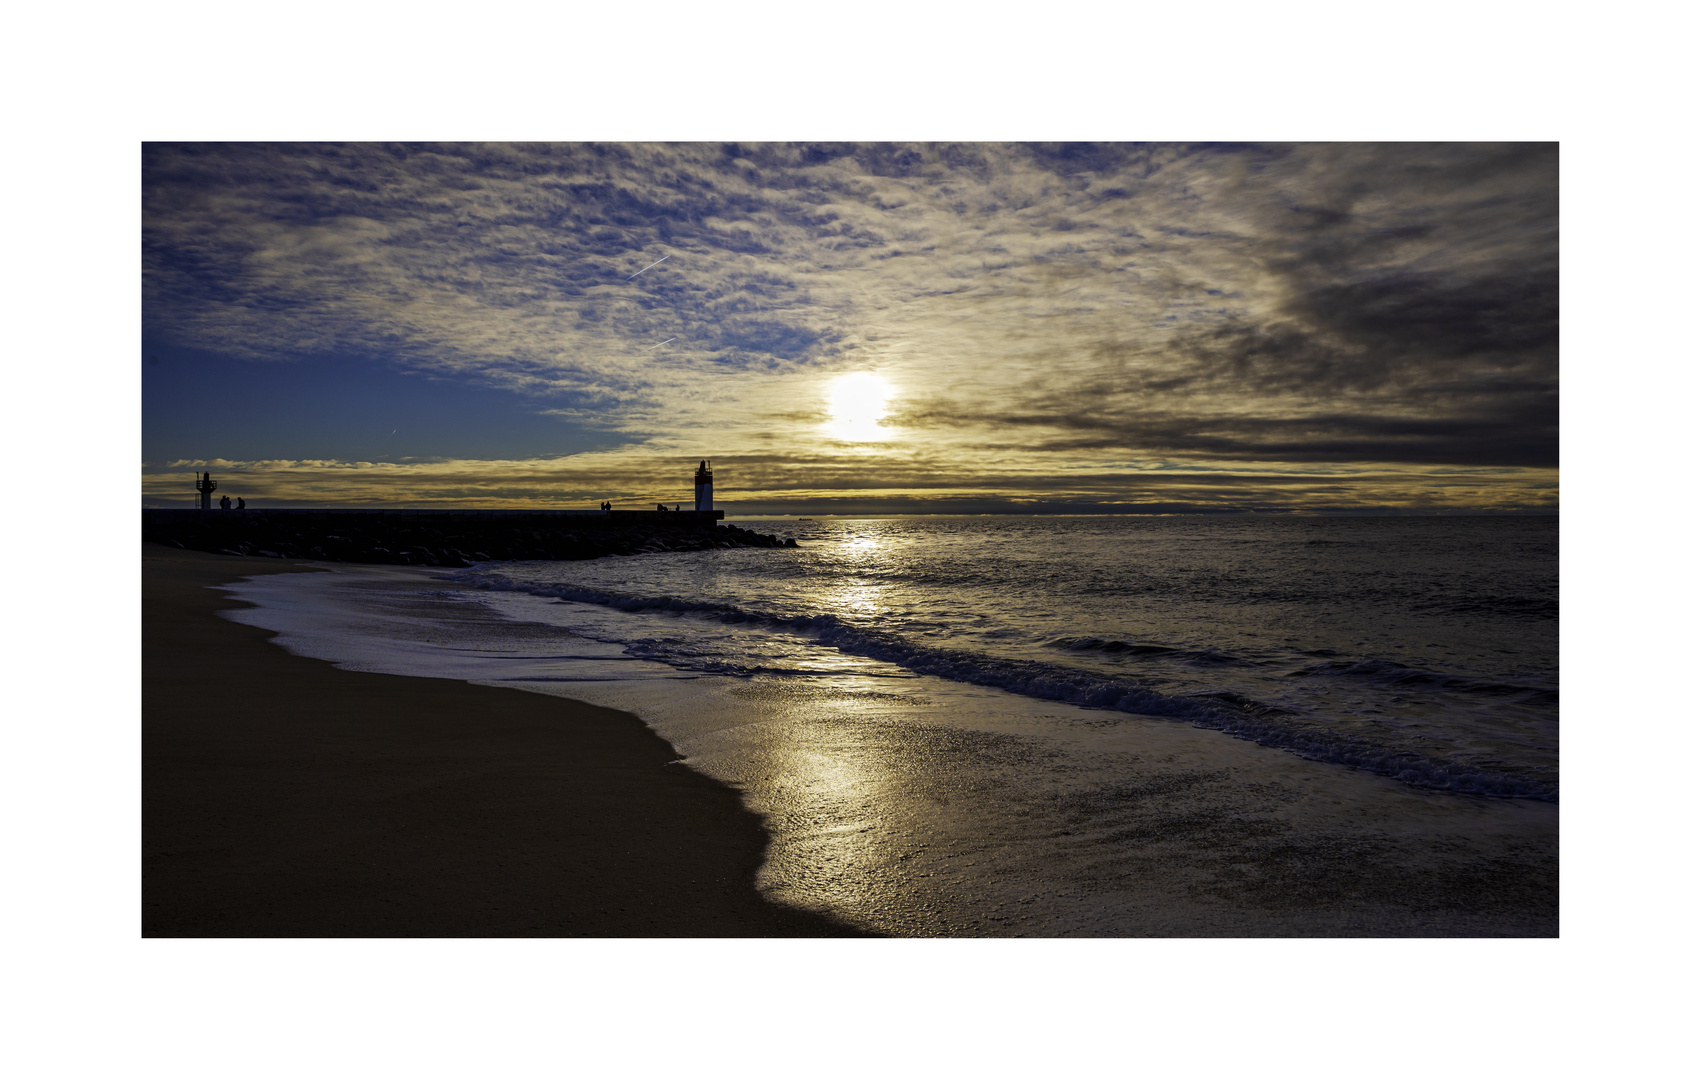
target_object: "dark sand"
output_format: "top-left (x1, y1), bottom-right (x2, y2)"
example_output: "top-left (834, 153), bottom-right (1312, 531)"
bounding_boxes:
top-left (143, 544), bottom-right (868, 936)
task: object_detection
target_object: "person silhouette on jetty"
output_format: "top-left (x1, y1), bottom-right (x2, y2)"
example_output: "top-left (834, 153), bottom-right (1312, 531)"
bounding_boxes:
top-left (219, 495), bottom-right (230, 511)
top-left (236, 497), bottom-right (245, 510)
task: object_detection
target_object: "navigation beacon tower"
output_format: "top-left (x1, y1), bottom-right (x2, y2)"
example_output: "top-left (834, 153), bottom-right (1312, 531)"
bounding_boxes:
top-left (195, 471), bottom-right (218, 511)
top-left (694, 460), bottom-right (713, 512)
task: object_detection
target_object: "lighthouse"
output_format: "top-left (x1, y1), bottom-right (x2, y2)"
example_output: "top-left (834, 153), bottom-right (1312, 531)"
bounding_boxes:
top-left (694, 460), bottom-right (713, 512)
top-left (195, 471), bottom-right (218, 511)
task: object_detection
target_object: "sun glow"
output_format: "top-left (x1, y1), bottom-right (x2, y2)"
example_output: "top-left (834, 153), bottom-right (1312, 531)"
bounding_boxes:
top-left (825, 372), bottom-right (894, 442)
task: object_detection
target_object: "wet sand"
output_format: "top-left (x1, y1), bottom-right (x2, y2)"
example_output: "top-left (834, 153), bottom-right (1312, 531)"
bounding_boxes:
top-left (567, 674), bottom-right (1560, 936)
top-left (142, 544), bottom-right (868, 936)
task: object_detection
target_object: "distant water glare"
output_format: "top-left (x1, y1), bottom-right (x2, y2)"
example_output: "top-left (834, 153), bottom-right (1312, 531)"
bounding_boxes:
top-left (220, 515), bottom-right (1559, 935)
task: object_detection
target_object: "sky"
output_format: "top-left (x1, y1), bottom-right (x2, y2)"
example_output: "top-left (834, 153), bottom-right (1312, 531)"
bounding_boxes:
top-left (142, 142), bottom-right (1558, 514)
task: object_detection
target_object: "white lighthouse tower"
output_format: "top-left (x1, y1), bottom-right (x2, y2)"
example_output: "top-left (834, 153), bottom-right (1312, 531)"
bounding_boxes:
top-left (195, 471), bottom-right (217, 511)
top-left (694, 460), bottom-right (713, 512)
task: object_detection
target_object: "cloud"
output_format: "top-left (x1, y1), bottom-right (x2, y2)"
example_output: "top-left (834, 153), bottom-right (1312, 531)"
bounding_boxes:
top-left (142, 448), bottom-right (1556, 515)
top-left (143, 142), bottom-right (1559, 509)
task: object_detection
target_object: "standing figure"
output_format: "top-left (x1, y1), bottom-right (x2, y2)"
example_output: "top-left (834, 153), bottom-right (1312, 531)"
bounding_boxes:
top-left (219, 495), bottom-right (231, 511)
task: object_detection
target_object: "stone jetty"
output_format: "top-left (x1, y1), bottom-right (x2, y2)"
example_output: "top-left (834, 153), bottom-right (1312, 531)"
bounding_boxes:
top-left (141, 509), bottom-right (797, 567)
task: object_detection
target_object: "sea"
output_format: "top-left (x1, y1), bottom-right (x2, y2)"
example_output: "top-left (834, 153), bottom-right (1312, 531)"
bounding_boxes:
top-left (218, 514), bottom-right (1560, 936)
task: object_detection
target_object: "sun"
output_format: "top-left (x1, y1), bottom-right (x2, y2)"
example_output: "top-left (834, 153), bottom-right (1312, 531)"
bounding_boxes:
top-left (825, 372), bottom-right (894, 442)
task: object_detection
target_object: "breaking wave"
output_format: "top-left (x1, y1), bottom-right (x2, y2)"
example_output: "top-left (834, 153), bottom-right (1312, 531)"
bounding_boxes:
top-left (457, 570), bottom-right (1558, 801)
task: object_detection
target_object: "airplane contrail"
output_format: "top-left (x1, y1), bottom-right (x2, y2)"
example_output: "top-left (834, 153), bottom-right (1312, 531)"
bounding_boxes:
top-left (624, 254), bottom-right (670, 280)
top-left (647, 338), bottom-right (677, 350)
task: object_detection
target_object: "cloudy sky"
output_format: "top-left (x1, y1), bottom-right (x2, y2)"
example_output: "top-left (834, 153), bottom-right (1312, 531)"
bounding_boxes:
top-left (142, 142), bottom-right (1557, 513)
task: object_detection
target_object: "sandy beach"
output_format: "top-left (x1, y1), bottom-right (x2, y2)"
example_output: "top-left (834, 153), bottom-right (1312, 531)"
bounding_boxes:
top-left (142, 544), bottom-right (868, 936)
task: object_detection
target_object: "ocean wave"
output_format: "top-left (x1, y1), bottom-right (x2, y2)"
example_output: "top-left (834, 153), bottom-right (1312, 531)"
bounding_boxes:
top-left (1286, 657), bottom-right (1556, 705)
top-left (1045, 637), bottom-right (1251, 668)
top-left (1048, 636), bottom-right (1180, 657)
top-left (1412, 595), bottom-right (1558, 620)
top-left (456, 570), bottom-right (1558, 801)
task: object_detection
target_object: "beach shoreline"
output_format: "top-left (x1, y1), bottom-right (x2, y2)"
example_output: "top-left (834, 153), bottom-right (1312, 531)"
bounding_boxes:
top-left (148, 539), bottom-right (1557, 938)
top-left (141, 543), bottom-right (869, 936)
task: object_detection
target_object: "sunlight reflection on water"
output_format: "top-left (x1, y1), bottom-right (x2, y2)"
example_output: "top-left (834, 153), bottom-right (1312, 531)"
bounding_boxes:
top-left (214, 515), bottom-right (1559, 935)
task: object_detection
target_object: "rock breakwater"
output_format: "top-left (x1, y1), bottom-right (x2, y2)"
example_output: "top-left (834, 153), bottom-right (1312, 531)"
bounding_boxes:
top-left (143, 512), bottom-right (796, 566)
